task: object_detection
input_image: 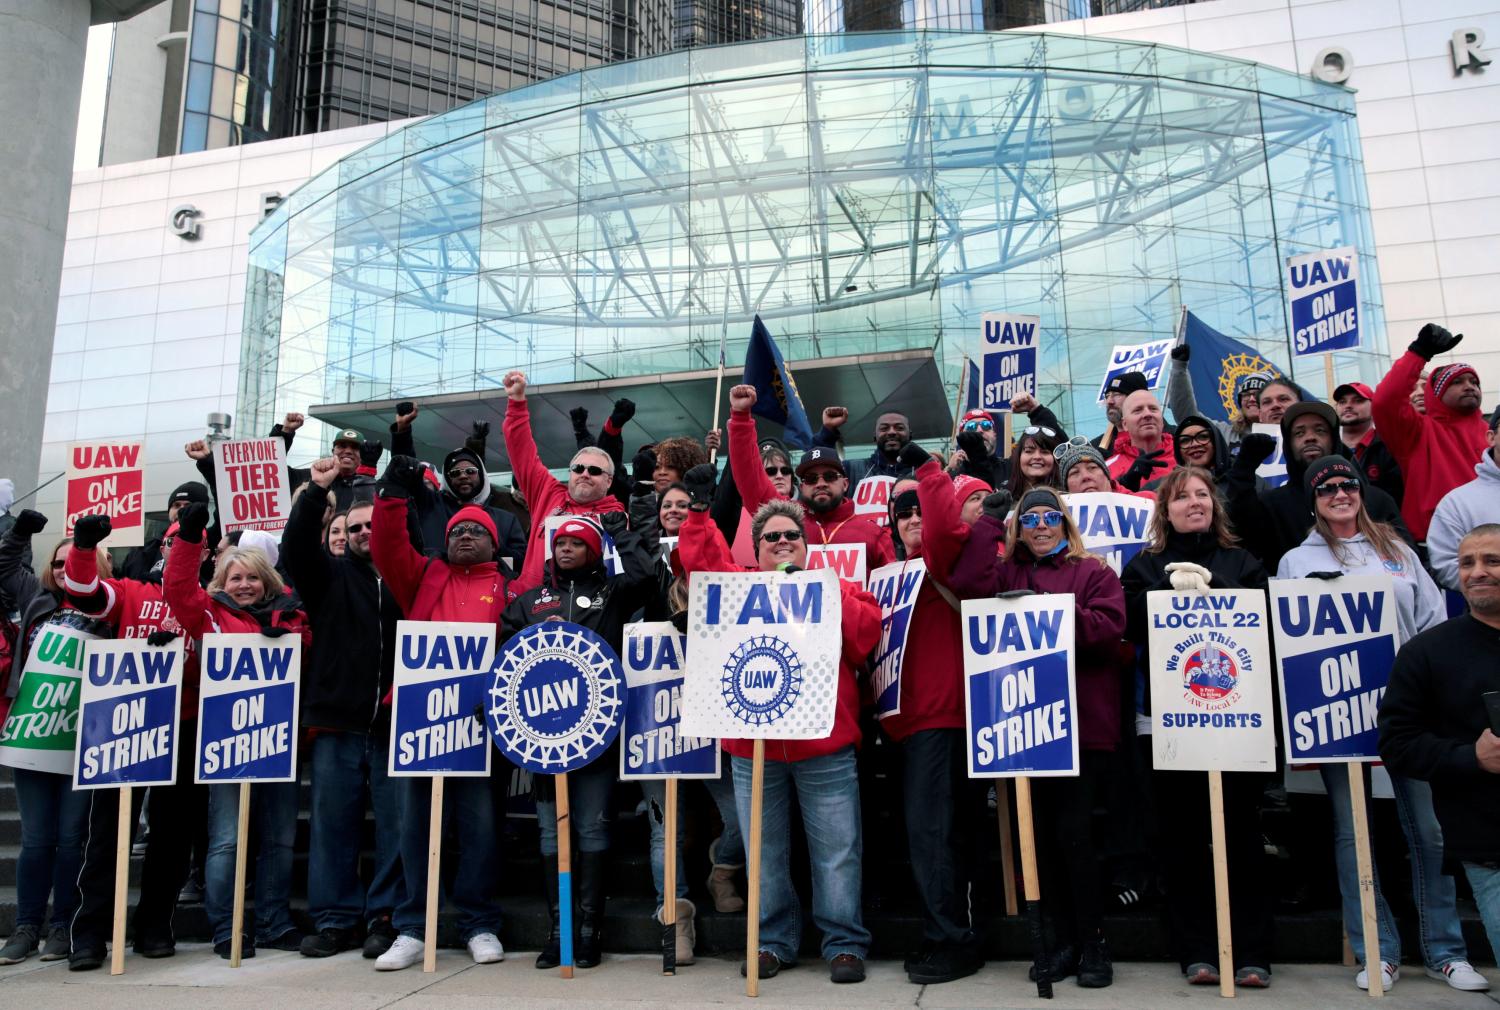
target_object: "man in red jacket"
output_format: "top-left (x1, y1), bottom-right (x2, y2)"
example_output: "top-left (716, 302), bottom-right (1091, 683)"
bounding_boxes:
top-left (727, 383), bottom-right (894, 577)
top-left (1373, 324), bottom-right (1489, 542)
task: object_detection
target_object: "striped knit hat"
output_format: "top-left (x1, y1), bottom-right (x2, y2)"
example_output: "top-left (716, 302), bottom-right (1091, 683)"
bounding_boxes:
top-left (1431, 362), bottom-right (1477, 399)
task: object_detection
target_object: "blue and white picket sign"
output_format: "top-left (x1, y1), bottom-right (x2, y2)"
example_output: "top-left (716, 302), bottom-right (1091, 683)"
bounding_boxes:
top-left (1147, 590), bottom-right (1276, 772)
top-left (868, 559), bottom-right (927, 719)
top-left (388, 621), bottom-right (496, 777)
top-left (961, 595), bottom-right (1078, 777)
top-left (619, 623), bottom-right (719, 780)
top-left (1287, 247), bottom-right (1360, 356)
top-left (978, 313), bottom-right (1039, 410)
top-left (1063, 492), bottom-right (1155, 575)
top-left (681, 568), bottom-right (842, 739)
top-left (1270, 576), bottom-right (1397, 764)
top-left (1252, 423), bottom-right (1289, 489)
top-left (1097, 339), bottom-right (1172, 401)
top-left (196, 634), bottom-right (301, 783)
top-left (73, 639), bottom-right (185, 790)
top-left (544, 515), bottom-right (622, 576)
top-left (488, 621), bottom-right (623, 775)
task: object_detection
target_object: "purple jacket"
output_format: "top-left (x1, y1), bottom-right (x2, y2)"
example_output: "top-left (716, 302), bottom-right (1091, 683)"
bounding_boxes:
top-left (949, 516), bottom-right (1129, 751)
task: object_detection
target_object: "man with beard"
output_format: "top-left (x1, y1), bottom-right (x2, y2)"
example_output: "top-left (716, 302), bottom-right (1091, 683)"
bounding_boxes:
top-left (1373, 323), bottom-right (1490, 542)
top-left (1333, 381), bottom-right (1403, 507)
top-left (813, 407), bottom-right (915, 490)
top-left (1428, 409), bottom-right (1500, 591)
top-left (728, 384), bottom-right (894, 571)
top-left (1094, 372), bottom-right (1148, 453)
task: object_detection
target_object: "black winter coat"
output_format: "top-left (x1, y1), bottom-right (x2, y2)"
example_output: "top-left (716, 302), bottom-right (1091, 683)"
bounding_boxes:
top-left (499, 525), bottom-right (658, 653)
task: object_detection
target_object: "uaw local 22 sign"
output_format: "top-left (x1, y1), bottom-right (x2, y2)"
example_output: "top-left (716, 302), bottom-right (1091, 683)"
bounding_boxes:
top-left (962, 596), bottom-right (1078, 777)
top-left (681, 569), bottom-right (841, 740)
top-left (488, 621), bottom-right (623, 775)
top-left (1270, 577), bottom-right (1396, 763)
top-left (196, 634), bottom-right (301, 783)
top-left (1148, 590), bottom-right (1275, 772)
top-left (619, 623), bottom-right (719, 779)
top-left (389, 621), bottom-right (495, 776)
top-left (1063, 492), bottom-right (1154, 575)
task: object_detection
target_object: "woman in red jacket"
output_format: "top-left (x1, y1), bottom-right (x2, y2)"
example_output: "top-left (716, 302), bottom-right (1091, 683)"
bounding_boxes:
top-left (677, 490), bottom-right (881, 985)
top-left (164, 502), bottom-right (309, 959)
top-left (949, 487), bottom-right (1127, 989)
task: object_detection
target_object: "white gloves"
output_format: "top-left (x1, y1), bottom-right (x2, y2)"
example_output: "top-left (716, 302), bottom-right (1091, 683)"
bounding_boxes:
top-left (1165, 561), bottom-right (1213, 594)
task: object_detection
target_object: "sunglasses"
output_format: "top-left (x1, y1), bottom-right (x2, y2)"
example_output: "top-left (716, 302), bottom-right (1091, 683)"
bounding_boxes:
top-left (50, 560), bottom-right (66, 570)
top-left (1023, 425), bottom-right (1058, 438)
top-left (447, 466), bottom-right (480, 478)
top-left (895, 507), bottom-right (921, 521)
top-left (1178, 431), bottom-right (1213, 447)
top-left (962, 418), bottom-right (994, 432)
top-left (344, 522), bottom-right (370, 534)
top-left (803, 471), bottom-right (843, 486)
top-left (1018, 510), bottom-right (1065, 529)
top-left (1052, 435), bottom-right (1091, 459)
top-left (448, 522), bottom-right (489, 539)
top-left (1314, 480), bottom-right (1361, 499)
top-left (760, 529), bottom-right (804, 543)
top-left (765, 465), bottom-right (794, 477)
top-left (570, 464), bottom-right (609, 477)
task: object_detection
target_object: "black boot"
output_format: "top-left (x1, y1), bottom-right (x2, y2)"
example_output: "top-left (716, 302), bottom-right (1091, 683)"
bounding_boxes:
top-left (574, 850), bottom-right (607, 969)
top-left (1077, 936), bottom-right (1113, 988)
top-left (535, 854), bottom-right (562, 970)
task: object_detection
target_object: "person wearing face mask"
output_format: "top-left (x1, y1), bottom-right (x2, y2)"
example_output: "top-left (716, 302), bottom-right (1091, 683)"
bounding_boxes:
top-left (948, 487), bottom-right (1126, 988)
top-left (1120, 467), bottom-right (1273, 989)
top-left (502, 370), bottom-right (626, 592)
top-left (1276, 458), bottom-right (1486, 994)
top-left (162, 502), bottom-right (310, 961)
top-left (1107, 391), bottom-right (1177, 492)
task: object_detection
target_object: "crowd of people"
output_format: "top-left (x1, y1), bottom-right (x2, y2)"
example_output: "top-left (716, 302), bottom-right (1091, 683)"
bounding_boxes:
top-left (0, 322), bottom-right (1497, 995)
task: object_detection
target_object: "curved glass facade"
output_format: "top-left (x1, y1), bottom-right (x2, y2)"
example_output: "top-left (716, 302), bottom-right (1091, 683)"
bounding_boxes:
top-left (240, 30), bottom-right (1387, 445)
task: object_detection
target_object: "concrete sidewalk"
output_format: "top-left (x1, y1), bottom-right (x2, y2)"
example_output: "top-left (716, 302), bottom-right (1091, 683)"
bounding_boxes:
top-left (1, 948), bottom-right (1496, 1009)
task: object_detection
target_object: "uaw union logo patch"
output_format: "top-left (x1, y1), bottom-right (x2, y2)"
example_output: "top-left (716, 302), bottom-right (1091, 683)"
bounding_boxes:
top-left (1183, 644), bottom-right (1239, 703)
top-left (722, 634), bottom-right (804, 727)
top-left (488, 621), bottom-right (622, 774)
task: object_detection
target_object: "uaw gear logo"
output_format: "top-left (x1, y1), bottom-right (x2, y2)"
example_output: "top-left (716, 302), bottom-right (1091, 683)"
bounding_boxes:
top-left (722, 635), bottom-right (803, 726)
top-left (1216, 352), bottom-right (1280, 417)
top-left (487, 622), bottom-right (622, 774)
top-left (1183, 645), bottom-right (1238, 703)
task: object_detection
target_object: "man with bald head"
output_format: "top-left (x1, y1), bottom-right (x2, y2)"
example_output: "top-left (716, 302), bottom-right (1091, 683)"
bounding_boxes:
top-left (1107, 389), bottom-right (1177, 491)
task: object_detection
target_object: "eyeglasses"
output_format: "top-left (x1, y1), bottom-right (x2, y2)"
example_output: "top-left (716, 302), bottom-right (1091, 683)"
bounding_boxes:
top-left (1178, 431), bottom-right (1213, 447)
top-left (803, 470), bottom-right (842, 486)
top-left (570, 464), bottom-right (609, 477)
top-left (344, 522), bottom-right (370, 534)
top-left (961, 418), bottom-right (994, 432)
top-left (447, 466), bottom-right (480, 478)
top-left (448, 522), bottom-right (488, 539)
top-left (1023, 425), bottom-right (1058, 438)
top-left (1018, 510), bottom-right (1065, 529)
top-left (894, 507), bottom-right (921, 521)
top-left (765, 466), bottom-right (794, 477)
top-left (760, 529), bottom-right (804, 543)
top-left (1314, 481), bottom-right (1361, 499)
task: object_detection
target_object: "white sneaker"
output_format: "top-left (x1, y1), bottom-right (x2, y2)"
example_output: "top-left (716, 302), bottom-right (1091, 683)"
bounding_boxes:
top-left (1355, 961), bottom-right (1398, 991)
top-left (375, 935), bottom-right (424, 971)
top-left (1427, 961), bottom-right (1490, 992)
top-left (467, 932), bottom-right (504, 964)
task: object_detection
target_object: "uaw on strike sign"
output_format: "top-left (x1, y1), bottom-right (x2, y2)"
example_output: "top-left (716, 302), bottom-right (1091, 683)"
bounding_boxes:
top-left (74, 640), bottom-right (185, 789)
top-left (868, 559), bottom-right (926, 719)
top-left (1064, 492), bottom-right (1154, 575)
top-left (390, 622), bottom-right (495, 776)
top-left (66, 441), bottom-right (144, 547)
top-left (196, 634), bottom-right (301, 782)
top-left (214, 437), bottom-right (292, 534)
top-left (1287, 247), bottom-right (1360, 356)
top-left (619, 623), bottom-right (718, 779)
top-left (682, 569), bottom-right (841, 739)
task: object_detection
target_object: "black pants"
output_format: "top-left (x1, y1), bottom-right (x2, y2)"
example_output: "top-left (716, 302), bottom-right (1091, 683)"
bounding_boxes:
top-left (71, 738), bottom-right (207, 952)
top-left (1032, 749), bottom-right (1110, 947)
top-left (1153, 767), bottom-right (1274, 972)
top-left (900, 728), bottom-right (980, 947)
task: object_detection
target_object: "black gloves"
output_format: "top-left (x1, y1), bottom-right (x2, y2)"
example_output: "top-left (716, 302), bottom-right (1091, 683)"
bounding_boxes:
top-left (12, 509), bottom-right (47, 538)
top-left (981, 491), bottom-right (1013, 523)
top-left (1119, 450), bottom-right (1168, 492)
top-left (360, 438), bottom-right (383, 469)
top-left (463, 421), bottom-right (488, 459)
top-left (956, 430), bottom-right (988, 461)
top-left (145, 630), bottom-right (178, 647)
top-left (73, 515), bottom-right (111, 551)
top-left (897, 442), bottom-right (930, 470)
top-left (998, 589), bottom-right (1036, 600)
top-left (378, 455), bottom-right (424, 499)
top-left (259, 626), bottom-right (291, 638)
top-left (684, 463), bottom-right (717, 510)
top-left (598, 511), bottom-right (629, 538)
top-left (396, 401), bottom-right (415, 418)
top-left (1170, 343), bottom-right (1190, 362)
top-left (1235, 433), bottom-right (1278, 472)
top-left (631, 447), bottom-right (657, 486)
top-left (609, 397), bottom-right (636, 429)
top-left (1409, 322), bottom-right (1462, 360)
top-left (176, 502), bottom-right (210, 543)
top-left (471, 420), bottom-right (490, 442)
top-left (1305, 571), bottom-right (1343, 581)
top-left (569, 406), bottom-right (589, 435)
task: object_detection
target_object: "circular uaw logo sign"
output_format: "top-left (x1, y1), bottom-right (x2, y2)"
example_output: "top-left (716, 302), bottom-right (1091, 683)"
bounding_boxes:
top-left (1183, 645), bottom-right (1238, 702)
top-left (488, 622), bottom-right (622, 774)
top-left (722, 634), bottom-right (803, 727)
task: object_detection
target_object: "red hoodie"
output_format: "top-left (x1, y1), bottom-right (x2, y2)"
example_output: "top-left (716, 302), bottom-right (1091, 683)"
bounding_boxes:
top-left (503, 398), bottom-right (624, 592)
top-left (677, 508), bottom-right (881, 763)
top-left (1373, 350), bottom-right (1489, 541)
top-left (371, 493), bottom-right (516, 623)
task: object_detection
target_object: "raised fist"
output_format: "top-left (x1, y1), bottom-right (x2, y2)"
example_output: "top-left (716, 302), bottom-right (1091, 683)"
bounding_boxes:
top-left (309, 457), bottom-right (339, 488)
top-left (393, 401), bottom-right (418, 431)
top-left (184, 439), bottom-right (211, 461)
top-left (609, 398), bottom-right (636, 428)
top-left (503, 370), bottom-right (527, 401)
top-left (73, 514), bottom-right (111, 551)
top-left (282, 412), bottom-right (305, 433)
top-left (1410, 322), bottom-right (1463, 360)
top-left (897, 442), bottom-right (930, 470)
top-left (176, 502), bottom-right (210, 543)
top-left (1170, 343), bottom-right (1191, 362)
top-left (729, 384), bottom-right (758, 412)
top-left (1009, 392), bottom-right (1039, 414)
top-left (821, 406), bottom-right (848, 430)
top-left (1236, 432), bottom-right (1278, 470)
top-left (359, 439), bottom-right (384, 469)
top-left (631, 447), bottom-right (657, 486)
top-left (981, 491), bottom-right (1013, 523)
top-left (684, 463), bottom-right (717, 509)
top-left (378, 455), bottom-right (424, 498)
top-left (12, 509), bottom-right (47, 538)
top-left (569, 406), bottom-right (589, 432)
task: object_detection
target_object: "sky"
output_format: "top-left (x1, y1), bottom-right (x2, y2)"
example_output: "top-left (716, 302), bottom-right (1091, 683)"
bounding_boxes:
top-left (74, 25), bottom-right (115, 170)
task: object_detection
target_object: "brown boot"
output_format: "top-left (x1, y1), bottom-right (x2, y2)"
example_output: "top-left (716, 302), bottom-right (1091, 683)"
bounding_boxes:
top-left (673, 899), bottom-right (696, 965)
top-left (706, 864), bottom-right (745, 913)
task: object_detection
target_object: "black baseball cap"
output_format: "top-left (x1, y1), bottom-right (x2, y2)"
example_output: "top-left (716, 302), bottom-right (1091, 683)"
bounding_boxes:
top-left (796, 446), bottom-right (846, 478)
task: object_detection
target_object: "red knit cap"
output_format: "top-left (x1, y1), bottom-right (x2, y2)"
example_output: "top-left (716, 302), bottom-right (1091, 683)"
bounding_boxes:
top-left (1431, 363), bottom-right (1477, 400)
top-left (554, 517), bottom-right (603, 561)
top-left (952, 475), bottom-right (993, 504)
top-left (960, 408), bottom-right (993, 424)
top-left (445, 505), bottom-right (497, 545)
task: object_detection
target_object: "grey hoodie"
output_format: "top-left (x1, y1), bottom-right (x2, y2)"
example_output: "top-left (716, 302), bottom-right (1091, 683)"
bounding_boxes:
top-left (1276, 529), bottom-right (1446, 645)
top-left (1427, 449), bottom-right (1500, 591)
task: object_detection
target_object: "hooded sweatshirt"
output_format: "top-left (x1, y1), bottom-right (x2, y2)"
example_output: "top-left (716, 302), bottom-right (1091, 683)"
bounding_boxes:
top-left (1427, 450), bottom-right (1500, 591)
top-left (1372, 350), bottom-right (1489, 540)
top-left (1146, 412), bottom-right (1231, 491)
top-left (370, 492), bottom-right (517, 624)
top-left (1277, 530), bottom-right (1446, 644)
top-left (406, 447), bottom-right (529, 567)
top-left (1105, 428), bottom-right (1178, 488)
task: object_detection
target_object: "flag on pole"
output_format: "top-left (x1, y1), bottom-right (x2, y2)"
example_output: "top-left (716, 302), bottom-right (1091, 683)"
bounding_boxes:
top-left (1181, 311), bottom-right (1317, 424)
top-left (743, 315), bottom-right (814, 449)
top-left (963, 358), bottom-right (982, 413)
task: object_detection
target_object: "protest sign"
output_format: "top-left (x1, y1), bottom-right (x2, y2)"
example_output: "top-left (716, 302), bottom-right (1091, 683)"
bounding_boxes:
top-left (65, 441), bottom-right (144, 547)
top-left (681, 568), bottom-right (842, 739)
top-left (1063, 492), bottom-right (1155, 575)
top-left (962, 596), bottom-right (1078, 777)
top-left (1147, 590), bottom-right (1275, 772)
top-left (544, 515), bottom-right (621, 575)
top-left (74, 639), bottom-right (184, 789)
top-left (868, 559), bottom-right (926, 719)
top-left (0, 623), bottom-right (95, 774)
top-left (196, 634), bottom-right (302, 782)
top-left (1270, 576), bottom-right (1396, 763)
top-left (1251, 423), bottom-right (1289, 489)
top-left (619, 623), bottom-right (719, 779)
top-left (805, 542), bottom-right (867, 584)
top-left (213, 438), bottom-right (292, 533)
top-left (851, 475), bottom-right (896, 527)
top-left (978, 313), bottom-right (1039, 410)
top-left (1288, 247), bottom-right (1360, 356)
top-left (389, 621), bottom-right (495, 776)
top-left (1097, 340), bottom-right (1171, 401)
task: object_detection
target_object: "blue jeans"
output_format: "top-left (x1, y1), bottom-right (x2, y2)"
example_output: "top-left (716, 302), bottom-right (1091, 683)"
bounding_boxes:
top-left (205, 781), bottom-right (298, 946)
top-left (1320, 766), bottom-right (1469, 970)
top-left (731, 746), bottom-right (870, 963)
top-left (306, 731), bottom-right (405, 931)
top-left (640, 766), bottom-right (743, 908)
top-left (1462, 863), bottom-right (1500, 964)
top-left (393, 775), bottom-right (501, 941)
top-left (536, 755), bottom-right (614, 855)
top-left (12, 766), bottom-right (90, 929)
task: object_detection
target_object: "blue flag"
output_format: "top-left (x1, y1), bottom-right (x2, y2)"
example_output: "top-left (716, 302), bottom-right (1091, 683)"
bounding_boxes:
top-left (1181, 311), bottom-right (1316, 423)
top-left (743, 316), bottom-right (814, 449)
top-left (963, 358), bottom-right (982, 413)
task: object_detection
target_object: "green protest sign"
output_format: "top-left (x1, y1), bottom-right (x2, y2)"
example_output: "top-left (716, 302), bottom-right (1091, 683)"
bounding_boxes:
top-left (0, 624), bottom-right (96, 775)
